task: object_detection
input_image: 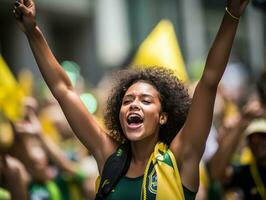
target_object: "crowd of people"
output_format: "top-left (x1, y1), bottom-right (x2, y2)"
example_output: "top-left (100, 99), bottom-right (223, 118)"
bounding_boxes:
top-left (1, 0), bottom-right (266, 199)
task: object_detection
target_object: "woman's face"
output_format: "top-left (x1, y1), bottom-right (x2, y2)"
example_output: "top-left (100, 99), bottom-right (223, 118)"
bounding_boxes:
top-left (119, 81), bottom-right (165, 142)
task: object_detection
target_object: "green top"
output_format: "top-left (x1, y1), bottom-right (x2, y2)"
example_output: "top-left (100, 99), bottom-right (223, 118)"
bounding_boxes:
top-left (105, 176), bottom-right (143, 200)
top-left (105, 176), bottom-right (196, 200)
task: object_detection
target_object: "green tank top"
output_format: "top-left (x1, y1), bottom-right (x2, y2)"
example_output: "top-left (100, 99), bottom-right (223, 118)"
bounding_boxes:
top-left (105, 176), bottom-right (143, 200)
top-left (105, 176), bottom-right (196, 200)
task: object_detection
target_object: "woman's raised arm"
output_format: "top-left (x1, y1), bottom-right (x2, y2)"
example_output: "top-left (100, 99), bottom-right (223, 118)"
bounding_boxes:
top-left (13, 0), bottom-right (118, 172)
top-left (170, 0), bottom-right (250, 191)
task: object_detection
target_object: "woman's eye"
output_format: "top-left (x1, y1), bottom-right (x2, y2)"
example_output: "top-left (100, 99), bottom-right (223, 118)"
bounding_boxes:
top-left (142, 100), bottom-right (151, 104)
top-left (122, 100), bottom-right (131, 105)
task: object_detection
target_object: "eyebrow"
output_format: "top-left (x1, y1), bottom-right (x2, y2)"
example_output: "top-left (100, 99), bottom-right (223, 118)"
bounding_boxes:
top-left (123, 94), bottom-right (154, 99)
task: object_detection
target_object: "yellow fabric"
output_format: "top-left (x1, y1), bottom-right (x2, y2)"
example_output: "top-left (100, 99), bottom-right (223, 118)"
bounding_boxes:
top-left (38, 110), bottom-right (62, 144)
top-left (95, 176), bottom-right (100, 193)
top-left (132, 20), bottom-right (189, 83)
top-left (68, 182), bottom-right (82, 200)
top-left (199, 162), bottom-right (209, 189)
top-left (153, 143), bottom-right (185, 200)
top-left (250, 158), bottom-right (266, 200)
top-left (18, 69), bottom-right (33, 96)
top-left (224, 100), bottom-right (238, 120)
top-left (240, 147), bottom-right (253, 165)
top-left (0, 122), bottom-right (14, 151)
top-left (0, 55), bottom-right (24, 121)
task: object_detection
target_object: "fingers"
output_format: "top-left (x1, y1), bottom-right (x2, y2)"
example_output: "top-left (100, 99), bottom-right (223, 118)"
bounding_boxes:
top-left (13, 9), bottom-right (21, 20)
top-left (13, 1), bottom-right (32, 18)
top-left (18, 2), bottom-right (32, 16)
top-left (24, 0), bottom-right (33, 7)
top-left (13, 2), bottom-right (22, 20)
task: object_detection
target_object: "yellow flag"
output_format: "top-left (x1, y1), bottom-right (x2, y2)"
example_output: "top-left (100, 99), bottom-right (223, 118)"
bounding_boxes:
top-left (132, 19), bottom-right (189, 82)
top-left (224, 100), bottom-right (238, 120)
top-left (0, 121), bottom-right (14, 152)
top-left (18, 68), bottom-right (33, 96)
top-left (0, 55), bottom-right (24, 121)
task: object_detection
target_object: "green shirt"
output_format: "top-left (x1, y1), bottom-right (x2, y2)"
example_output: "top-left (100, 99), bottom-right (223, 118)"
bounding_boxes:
top-left (29, 181), bottom-right (62, 200)
top-left (105, 176), bottom-right (143, 200)
top-left (105, 176), bottom-right (196, 200)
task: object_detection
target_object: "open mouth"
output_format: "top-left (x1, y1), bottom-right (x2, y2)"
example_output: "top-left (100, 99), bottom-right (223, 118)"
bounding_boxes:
top-left (127, 113), bottom-right (143, 128)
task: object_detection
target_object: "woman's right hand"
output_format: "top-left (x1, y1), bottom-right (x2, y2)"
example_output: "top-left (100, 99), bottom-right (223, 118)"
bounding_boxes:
top-left (13, 0), bottom-right (36, 33)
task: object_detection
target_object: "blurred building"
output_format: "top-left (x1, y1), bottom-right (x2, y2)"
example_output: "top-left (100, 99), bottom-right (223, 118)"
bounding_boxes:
top-left (0, 0), bottom-right (265, 86)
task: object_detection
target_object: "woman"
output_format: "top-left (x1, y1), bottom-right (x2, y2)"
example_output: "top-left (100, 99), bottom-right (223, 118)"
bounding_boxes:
top-left (13, 0), bottom-right (250, 199)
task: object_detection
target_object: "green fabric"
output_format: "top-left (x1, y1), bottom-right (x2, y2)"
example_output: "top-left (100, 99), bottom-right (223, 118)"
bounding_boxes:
top-left (161, 150), bottom-right (173, 167)
top-left (46, 181), bottom-right (62, 200)
top-left (0, 188), bottom-right (10, 200)
top-left (183, 186), bottom-right (197, 200)
top-left (208, 180), bottom-right (223, 200)
top-left (54, 175), bottom-right (70, 200)
top-left (104, 175), bottom-right (196, 200)
top-left (73, 169), bottom-right (88, 183)
top-left (29, 181), bottom-right (62, 200)
top-left (105, 176), bottom-right (143, 200)
top-left (55, 171), bottom-right (84, 200)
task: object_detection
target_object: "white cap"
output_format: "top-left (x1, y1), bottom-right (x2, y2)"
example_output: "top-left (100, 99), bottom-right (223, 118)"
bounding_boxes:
top-left (245, 118), bottom-right (266, 137)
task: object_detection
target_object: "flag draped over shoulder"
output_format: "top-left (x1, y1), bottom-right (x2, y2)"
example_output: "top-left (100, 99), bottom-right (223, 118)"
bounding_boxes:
top-left (132, 19), bottom-right (189, 83)
top-left (0, 55), bottom-right (24, 121)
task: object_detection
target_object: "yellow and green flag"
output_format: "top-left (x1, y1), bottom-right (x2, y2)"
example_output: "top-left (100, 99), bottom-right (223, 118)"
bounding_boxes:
top-left (132, 19), bottom-right (189, 83)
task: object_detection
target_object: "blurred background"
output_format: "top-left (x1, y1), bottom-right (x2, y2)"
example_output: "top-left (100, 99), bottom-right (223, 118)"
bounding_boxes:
top-left (0, 1), bottom-right (266, 200)
top-left (0, 0), bottom-right (265, 86)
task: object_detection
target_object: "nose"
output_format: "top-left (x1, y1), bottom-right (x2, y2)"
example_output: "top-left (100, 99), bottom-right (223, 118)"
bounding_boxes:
top-left (129, 100), bottom-right (140, 110)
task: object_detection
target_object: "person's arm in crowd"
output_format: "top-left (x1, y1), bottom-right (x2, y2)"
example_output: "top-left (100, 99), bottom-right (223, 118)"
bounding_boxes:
top-left (13, 99), bottom-right (78, 175)
top-left (14, 97), bottom-right (98, 199)
top-left (170, 0), bottom-right (250, 191)
top-left (207, 116), bottom-right (248, 182)
top-left (208, 96), bottom-right (264, 183)
top-left (13, 0), bottom-right (118, 173)
top-left (0, 154), bottom-right (29, 200)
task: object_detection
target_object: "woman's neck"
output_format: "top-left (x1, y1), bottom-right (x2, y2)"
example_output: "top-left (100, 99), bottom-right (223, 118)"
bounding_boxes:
top-left (126, 135), bottom-right (158, 178)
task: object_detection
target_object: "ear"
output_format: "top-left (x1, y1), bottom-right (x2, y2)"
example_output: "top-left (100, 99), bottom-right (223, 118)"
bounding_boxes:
top-left (159, 112), bottom-right (168, 125)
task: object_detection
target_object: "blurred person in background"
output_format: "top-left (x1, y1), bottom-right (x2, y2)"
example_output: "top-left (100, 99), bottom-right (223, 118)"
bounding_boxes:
top-left (0, 154), bottom-right (28, 200)
top-left (0, 119), bottom-right (28, 200)
top-left (13, 0), bottom-right (250, 199)
top-left (9, 97), bottom-right (96, 199)
top-left (206, 89), bottom-right (266, 200)
top-left (39, 96), bottom-right (99, 199)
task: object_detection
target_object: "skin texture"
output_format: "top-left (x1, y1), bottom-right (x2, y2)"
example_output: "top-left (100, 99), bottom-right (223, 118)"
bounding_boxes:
top-left (119, 81), bottom-right (166, 142)
top-left (13, 0), bottom-right (250, 193)
top-left (0, 155), bottom-right (28, 200)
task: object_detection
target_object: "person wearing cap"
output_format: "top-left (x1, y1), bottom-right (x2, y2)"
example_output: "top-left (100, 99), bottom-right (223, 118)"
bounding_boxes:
top-left (207, 117), bottom-right (266, 200)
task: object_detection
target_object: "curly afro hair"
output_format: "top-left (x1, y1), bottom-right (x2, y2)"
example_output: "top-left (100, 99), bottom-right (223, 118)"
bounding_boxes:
top-left (104, 66), bottom-right (191, 145)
